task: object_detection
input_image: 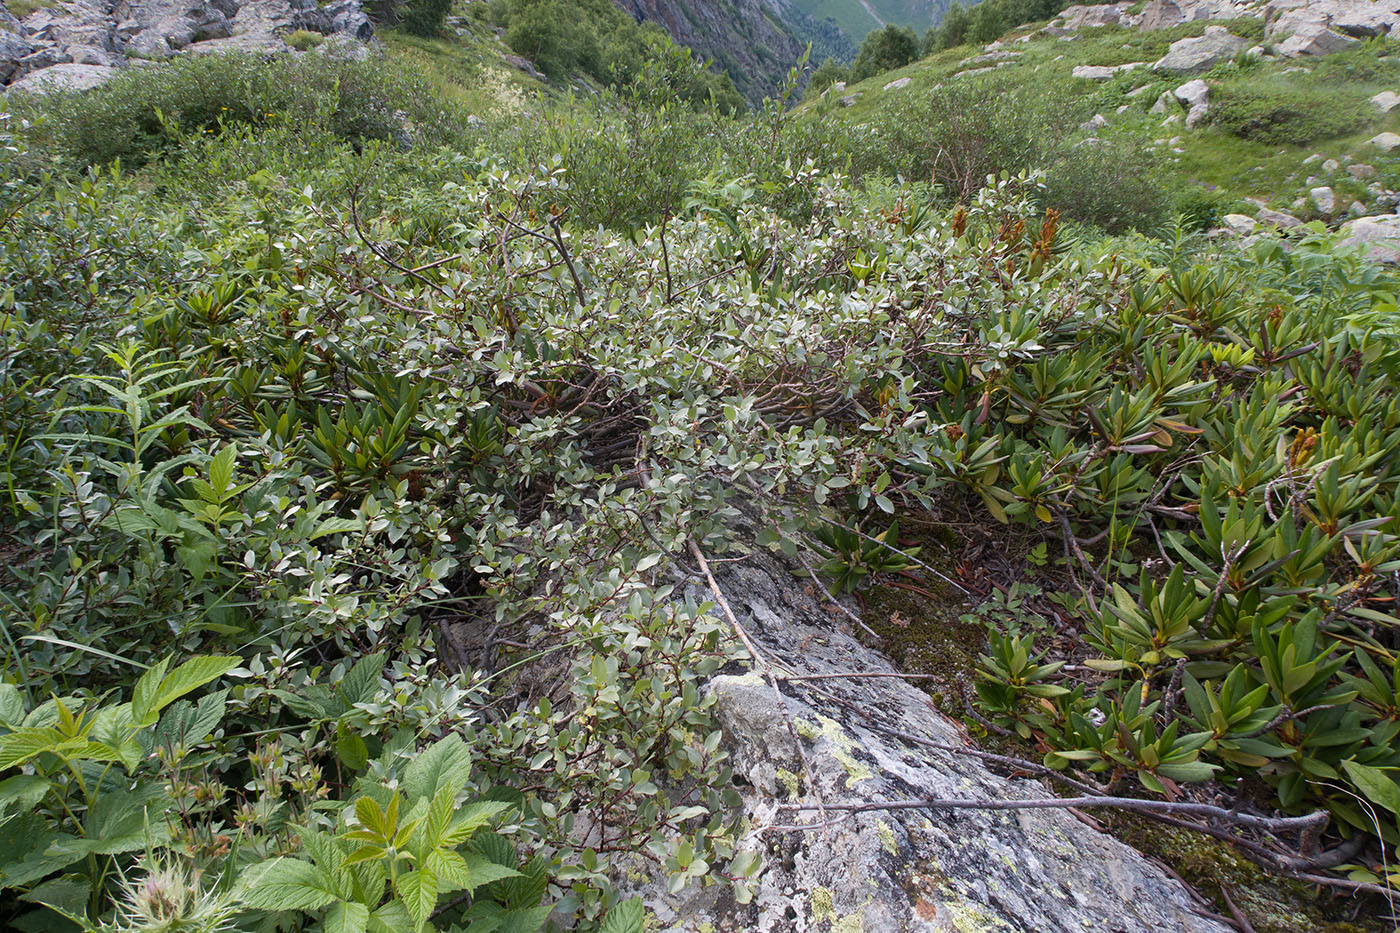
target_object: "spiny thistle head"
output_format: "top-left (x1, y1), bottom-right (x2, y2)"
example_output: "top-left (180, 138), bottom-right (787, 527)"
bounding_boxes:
top-left (105, 857), bottom-right (238, 933)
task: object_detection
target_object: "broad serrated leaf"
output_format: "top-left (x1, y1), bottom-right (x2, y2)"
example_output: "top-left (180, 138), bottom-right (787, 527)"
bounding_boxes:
top-left (368, 900), bottom-right (414, 933)
top-left (154, 689), bottom-right (227, 751)
top-left (329, 653), bottom-right (387, 718)
top-left (441, 801), bottom-right (514, 847)
top-left (325, 900), bottom-right (370, 933)
top-left (240, 858), bottom-right (340, 912)
top-left (0, 685), bottom-right (23, 725)
top-left (0, 775), bottom-right (50, 812)
top-left (599, 896), bottom-right (645, 933)
top-left (131, 655), bottom-right (238, 727)
top-left (403, 734), bottom-right (473, 801)
top-left (84, 785), bottom-right (170, 854)
top-left (0, 728), bottom-right (75, 770)
top-left (396, 869), bottom-right (437, 929)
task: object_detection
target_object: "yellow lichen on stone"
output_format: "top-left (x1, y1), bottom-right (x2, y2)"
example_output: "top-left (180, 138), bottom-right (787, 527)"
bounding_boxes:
top-left (811, 886), bottom-right (835, 921)
top-left (776, 767), bottom-right (803, 799)
top-left (796, 715), bottom-right (874, 788)
top-left (832, 913), bottom-right (864, 933)
top-left (876, 819), bottom-right (899, 855)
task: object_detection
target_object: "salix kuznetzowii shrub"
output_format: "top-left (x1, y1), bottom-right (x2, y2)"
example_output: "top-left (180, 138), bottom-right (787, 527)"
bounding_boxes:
top-left (7, 91), bottom-right (1400, 922)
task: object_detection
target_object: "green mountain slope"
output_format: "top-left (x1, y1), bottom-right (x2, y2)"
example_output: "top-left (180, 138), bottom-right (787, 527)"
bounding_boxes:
top-left (614, 0), bottom-right (857, 99)
top-left (791, 0), bottom-right (949, 42)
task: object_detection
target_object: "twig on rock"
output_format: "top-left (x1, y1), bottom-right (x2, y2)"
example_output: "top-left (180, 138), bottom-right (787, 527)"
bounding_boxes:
top-left (774, 794), bottom-right (1329, 835)
top-left (689, 538), bottom-right (827, 825)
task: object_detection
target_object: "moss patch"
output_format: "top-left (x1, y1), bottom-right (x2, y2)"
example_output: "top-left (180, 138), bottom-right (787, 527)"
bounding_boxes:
top-left (1103, 815), bottom-right (1388, 933)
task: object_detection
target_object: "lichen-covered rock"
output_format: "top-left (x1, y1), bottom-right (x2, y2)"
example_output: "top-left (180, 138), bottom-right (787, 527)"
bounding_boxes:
top-left (617, 524), bottom-right (1234, 933)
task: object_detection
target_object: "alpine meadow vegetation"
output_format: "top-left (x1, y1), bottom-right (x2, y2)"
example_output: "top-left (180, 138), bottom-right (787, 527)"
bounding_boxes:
top-left (1, 24), bottom-right (1400, 933)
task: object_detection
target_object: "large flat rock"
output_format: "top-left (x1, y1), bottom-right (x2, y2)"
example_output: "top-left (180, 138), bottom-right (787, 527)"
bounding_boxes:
top-left (619, 520), bottom-right (1235, 932)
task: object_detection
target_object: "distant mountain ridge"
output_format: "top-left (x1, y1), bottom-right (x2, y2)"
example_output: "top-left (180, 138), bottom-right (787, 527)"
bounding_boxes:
top-left (613, 0), bottom-right (857, 101)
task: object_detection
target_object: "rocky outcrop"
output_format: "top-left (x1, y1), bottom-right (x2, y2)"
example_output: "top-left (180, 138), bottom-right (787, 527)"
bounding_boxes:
top-left (618, 522), bottom-right (1237, 932)
top-left (1, 0), bottom-right (372, 92)
top-left (1055, 0), bottom-right (1400, 56)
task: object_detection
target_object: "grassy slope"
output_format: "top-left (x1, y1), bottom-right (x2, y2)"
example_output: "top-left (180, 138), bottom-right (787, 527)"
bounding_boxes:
top-left (808, 18), bottom-right (1400, 219)
top-left (378, 17), bottom-right (559, 118)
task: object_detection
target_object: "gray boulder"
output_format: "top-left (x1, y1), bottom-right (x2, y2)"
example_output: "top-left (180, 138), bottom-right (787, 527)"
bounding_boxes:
top-left (1222, 213), bottom-right (1257, 234)
top-left (1152, 25), bottom-right (1246, 73)
top-left (1371, 131), bottom-right (1400, 152)
top-left (1257, 207), bottom-right (1303, 228)
top-left (1278, 24), bottom-right (1358, 57)
top-left (1138, 0), bottom-right (1186, 30)
top-left (883, 75), bottom-right (911, 90)
top-left (614, 535), bottom-right (1235, 933)
top-left (11, 45), bottom-right (72, 82)
top-left (1173, 77), bottom-right (1210, 127)
top-left (0, 28), bottom-right (35, 83)
top-left (68, 44), bottom-right (123, 66)
top-left (1059, 3), bottom-right (1131, 28)
top-left (1373, 90), bottom-right (1400, 112)
top-left (1340, 214), bottom-right (1400, 264)
top-left (6, 61), bottom-right (116, 92)
top-left (1311, 185), bottom-right (1337, 214)
top-left (127, 29), bottom-right (173, 59)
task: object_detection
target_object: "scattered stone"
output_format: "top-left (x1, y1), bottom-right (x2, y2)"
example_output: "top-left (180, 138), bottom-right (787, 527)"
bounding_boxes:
top-left (840, 94), bottom-right (858, 107)
top-left (1311, 185), bottom-right (1337, 214)
top-left (1222, 213), bottom-right (1257, 235)
top-left (1322, 158), bottom-right (1340, 173)
top-left (882, 75), bottom-right (911, 90)
top-left (1153, 25), bottom-right (1247, 73)
top-left (1150, 90), bottom-right (1172, 113)
top-left (1349, 201), bottom-right (1368, 217)
top-left (1257, 207), bottom-right (1303, 229)
top-left (1072, 64), bottom-right (1116, 80)
top-left (1371, 132), bottom-right (1400, 152)
top-left (1372, 90), bottom-right (1400, 113)
top-left (1303, 153), bottom-right (1322, 165)
top-left (1072, 61), bottom-right (1143, 80)
top-left (1081, 112), bottom-right (1108, 131)
top-left (1340, 214), bottom-right (1400, 264)
top-left (1173, 77), bottom-right (1209, 127)
top-left (1349, 163), bottom-right (1377, 179)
